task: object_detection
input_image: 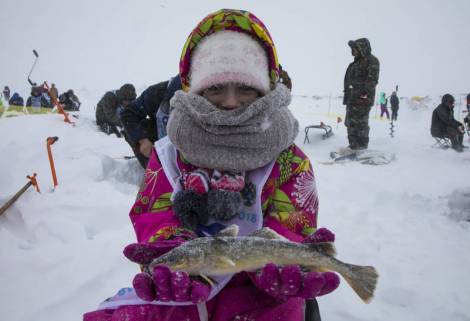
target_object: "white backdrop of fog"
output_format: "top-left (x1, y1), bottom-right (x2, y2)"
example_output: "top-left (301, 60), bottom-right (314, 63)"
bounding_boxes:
top-left (1, 0), bottom-right (469, 102)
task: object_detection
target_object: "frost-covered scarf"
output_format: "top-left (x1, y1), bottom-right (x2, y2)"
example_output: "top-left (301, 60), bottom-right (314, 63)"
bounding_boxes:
top-left (167, 84), bottom-right (298, 172)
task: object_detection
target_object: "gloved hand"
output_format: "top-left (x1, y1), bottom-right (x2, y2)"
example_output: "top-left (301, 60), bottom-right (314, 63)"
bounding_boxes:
top-left (138, 138), bottom-right (154, 158)
top-left (303, 227), bottom-right (335, 244)
top-left (356, 90), bottom-right (370, 106)
top-left (124, 240), bottom-right (183, 265)
top-left (124, 241), bottom-right (211, 303)
top-left (251, 228), bottom-right (340, 301)
top-left (132, 266), bottom-right (210, 303)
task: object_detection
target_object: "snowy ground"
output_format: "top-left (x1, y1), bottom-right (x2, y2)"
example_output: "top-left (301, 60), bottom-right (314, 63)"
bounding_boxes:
top-left (1, 95), bottom-right (470, 321)
top-left (0, 97), bottom-right (470, 321)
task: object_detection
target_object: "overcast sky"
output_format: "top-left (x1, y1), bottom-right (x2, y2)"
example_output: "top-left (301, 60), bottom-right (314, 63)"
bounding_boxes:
top-left (1, 0), bottom-right (469, 101)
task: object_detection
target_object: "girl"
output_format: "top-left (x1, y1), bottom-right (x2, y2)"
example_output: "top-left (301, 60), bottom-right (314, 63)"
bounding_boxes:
top-left (84, 9), bottom-right (339, 321)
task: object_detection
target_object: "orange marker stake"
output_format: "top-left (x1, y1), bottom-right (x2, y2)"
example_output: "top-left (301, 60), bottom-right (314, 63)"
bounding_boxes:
top-left (43, 81), bottom-right (74, 125)
top-left (47, 136), bottom-right (59, 189)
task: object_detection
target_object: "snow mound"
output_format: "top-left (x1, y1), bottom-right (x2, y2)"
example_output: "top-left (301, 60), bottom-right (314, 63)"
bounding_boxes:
top-left (99, 155), bottom-right (144, 187)
top-left (446, 187), bottom-right (470, 222)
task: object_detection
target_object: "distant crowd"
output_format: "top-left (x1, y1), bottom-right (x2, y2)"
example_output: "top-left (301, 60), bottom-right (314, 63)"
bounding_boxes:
top-left (1, 84), bottom-right (81, 111)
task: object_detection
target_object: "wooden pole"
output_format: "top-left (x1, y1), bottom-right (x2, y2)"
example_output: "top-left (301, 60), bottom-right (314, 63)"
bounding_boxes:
top-left (0, 174), bottom-right (40, 216)
top-left (0, 182), bottom-right (32, 216)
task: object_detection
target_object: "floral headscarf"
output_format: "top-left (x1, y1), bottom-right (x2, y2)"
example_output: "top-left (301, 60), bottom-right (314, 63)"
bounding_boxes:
top-left (179, 9), bottom-right (280, 92)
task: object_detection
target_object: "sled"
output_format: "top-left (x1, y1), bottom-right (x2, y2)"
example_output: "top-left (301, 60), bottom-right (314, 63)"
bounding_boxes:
top-left (321, 148), bottom-right (395, 165)
top-left (304, 123), bottom-right (333, 143)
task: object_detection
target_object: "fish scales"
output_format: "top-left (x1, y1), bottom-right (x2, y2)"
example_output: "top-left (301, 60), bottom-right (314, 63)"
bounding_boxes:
top-left (149, 226), bottom-right (379, 303)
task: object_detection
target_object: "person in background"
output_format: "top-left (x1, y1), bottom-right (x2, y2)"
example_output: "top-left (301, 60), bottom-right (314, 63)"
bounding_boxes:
top-left (431, 94), bottom-right (466, 152)
top-left (95, 83), bottom-right (137, 137)
top-left (42, 90), bottom-right (52, 107)
top-left (59, 89), bottom-right (81, 111)
top-left (390, 91), bottom-right (399, 121)
top-left (49, 83), bottom-right (59, 103)
top-left (379, 92), bottom-right (389, 119)
top-left (26, 86), bottom-right (50, 108)
top-left (3, 86), bottom-right (10, 102)
top-left (343, 38), bottom-right (380, 150)
top-left (467, 93), bottom-right (470, 113)
top-left (279, 64), bottom-right (292, 91)
top-left (461, 93), bottom-right (470, 135)
top-left (121, 75), bottom-right (181, 168)
top-left (84, 8), bottom-right (339, 321)
top-left (8, 92), bottom-right (24, 106)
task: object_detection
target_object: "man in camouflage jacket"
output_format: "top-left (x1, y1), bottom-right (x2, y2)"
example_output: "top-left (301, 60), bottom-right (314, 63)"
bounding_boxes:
top-left (343, 38), bottom-right (380, 150)
top-left (95, 83), bottom-right (136, 137)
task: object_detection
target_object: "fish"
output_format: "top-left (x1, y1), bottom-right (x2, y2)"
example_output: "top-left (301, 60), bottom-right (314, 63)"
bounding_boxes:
top-left (149, 225), bottom-right (379, 303)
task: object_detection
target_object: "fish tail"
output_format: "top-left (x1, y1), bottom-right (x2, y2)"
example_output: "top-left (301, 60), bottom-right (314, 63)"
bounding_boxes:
top-left (341, 264), bottom-right (378, 303)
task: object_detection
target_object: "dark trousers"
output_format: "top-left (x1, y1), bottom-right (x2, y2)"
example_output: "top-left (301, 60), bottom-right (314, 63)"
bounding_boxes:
top-left (446, 126), bottom-right (464, 150)
top-left (391, 107), bottom-right (398, 121)
top-left (97, 121), bottom-right (123, 138)
top-left (305, 299), bottom-right (321, 321)
top-left (434, 126), bottom-right (464, 151)
top-left (380, 105), bottom-right (390, 119)
top-left (345, 105), bottom-right (372, 149)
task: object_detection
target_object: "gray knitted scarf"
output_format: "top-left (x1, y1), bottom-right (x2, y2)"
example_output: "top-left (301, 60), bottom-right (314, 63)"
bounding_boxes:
top-left (167, 84), bottom-right (299, 172)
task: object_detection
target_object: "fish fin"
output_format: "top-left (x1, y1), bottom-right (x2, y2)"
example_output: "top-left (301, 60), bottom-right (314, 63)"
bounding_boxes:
top-left (307, 242), bottom-right (337, 257)
top-left (341, 263), bottom-right (379, 303)
top-left (215, 256), bottom-right (236, 267)
top-left (215, 225), bottom-right (239, 237)
top-left (199, 274), bottom-right (215, 287)
top-left (250, 227), bottom-right (288, 240)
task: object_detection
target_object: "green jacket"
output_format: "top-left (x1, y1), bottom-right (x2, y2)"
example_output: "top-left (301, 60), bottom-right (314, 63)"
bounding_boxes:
top-left (379, 92), bottom-right (387, 105)
top-left (343, 38), bottom-right (380, 107)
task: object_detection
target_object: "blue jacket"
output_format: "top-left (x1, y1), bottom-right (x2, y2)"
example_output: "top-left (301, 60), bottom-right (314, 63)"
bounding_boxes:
top-left (121, 75), bottom-right (181, 144)
top-left (26, 95), bottom-right (50, 108)
top-left (9, 93), bottom-right (24, 106)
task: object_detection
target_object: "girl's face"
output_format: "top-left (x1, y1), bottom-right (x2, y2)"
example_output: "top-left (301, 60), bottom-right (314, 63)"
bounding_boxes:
top-left (201, 83), bottom-right (261, 110)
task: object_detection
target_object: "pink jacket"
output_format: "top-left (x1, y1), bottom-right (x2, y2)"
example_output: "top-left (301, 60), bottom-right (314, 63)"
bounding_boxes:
top-left (84, 142), bottom-right (319, 321)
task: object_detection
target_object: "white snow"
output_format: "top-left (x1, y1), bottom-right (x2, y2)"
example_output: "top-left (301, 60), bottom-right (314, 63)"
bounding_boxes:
top-left (1, 95), bottom-right (469, 321)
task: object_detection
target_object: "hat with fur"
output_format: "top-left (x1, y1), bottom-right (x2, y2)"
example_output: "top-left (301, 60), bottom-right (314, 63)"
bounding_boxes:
top-left (441, 93), bottom-right (455, 105)
top-left (179, 9), bottom-right (279, 94)
top-left (117, 83), bottom-right (136, 101)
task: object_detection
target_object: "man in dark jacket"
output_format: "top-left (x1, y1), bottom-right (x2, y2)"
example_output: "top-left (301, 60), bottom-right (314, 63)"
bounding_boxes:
top-left (9, 92), bottom-right (24, 106)
top-left (96, 83), bottom-right (137, 137)
top-left (390, 91), bottom-right (399, 121)
top-left (431, 94), bottom-right (466, 152)
top-left (343, 38), bottom-right (380, 150)
top-left (59, 89), bottom-right (81, 111)
top-left (121, 75), bottom-right (181, 168)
